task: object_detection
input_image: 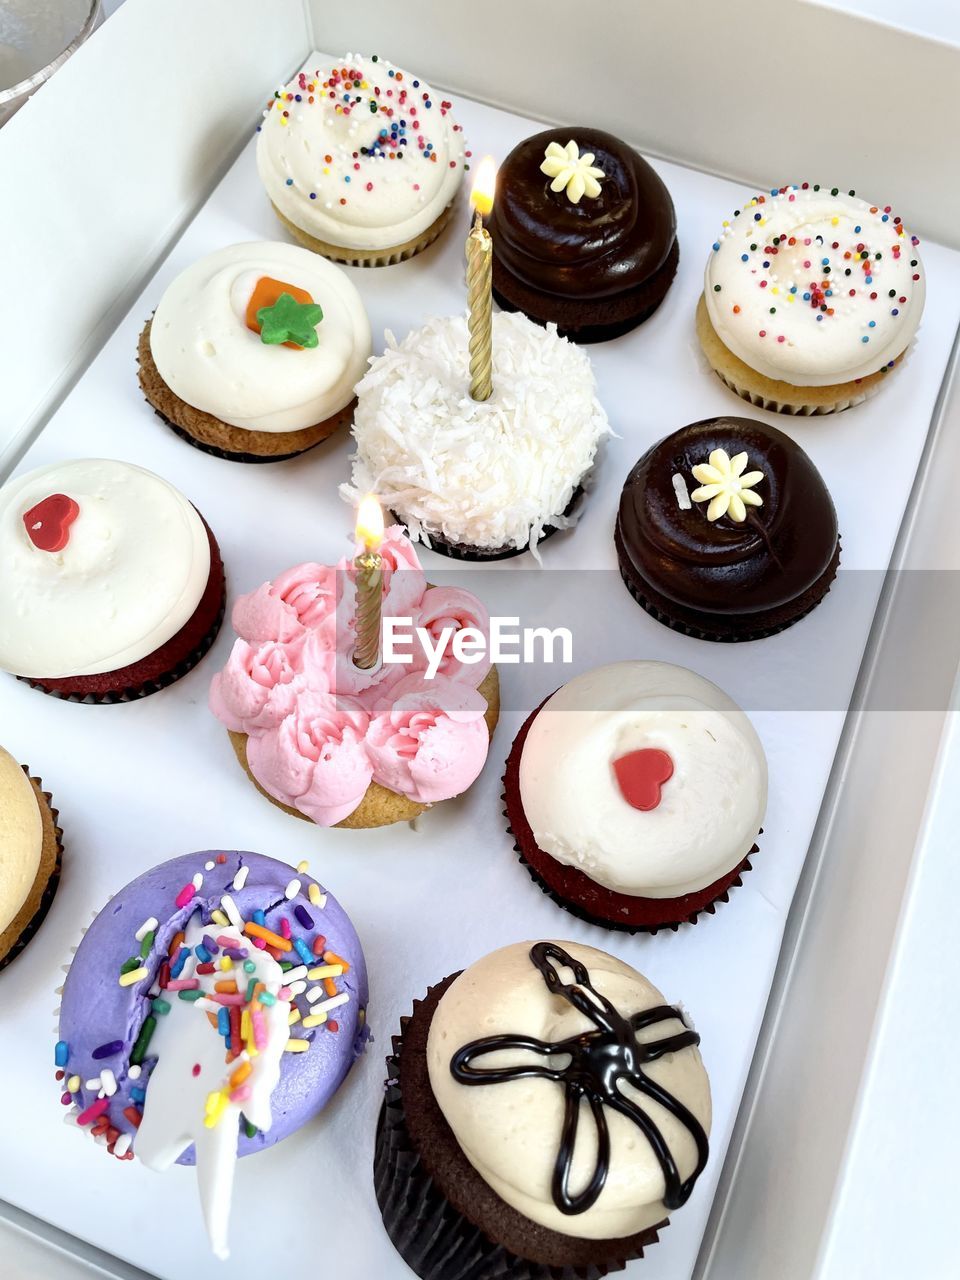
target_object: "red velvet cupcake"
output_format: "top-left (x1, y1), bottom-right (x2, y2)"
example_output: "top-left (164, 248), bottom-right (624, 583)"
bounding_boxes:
top-left (0, 459), bottom-right (225, 703)
top-left (503, 661), bottom-right (766, 932)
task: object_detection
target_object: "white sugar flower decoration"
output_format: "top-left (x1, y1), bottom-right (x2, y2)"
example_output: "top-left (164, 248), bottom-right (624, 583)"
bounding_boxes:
top-left (690, 449), bottom-right (765, 523)
top-left (540, 140), bottom-right (605, 204)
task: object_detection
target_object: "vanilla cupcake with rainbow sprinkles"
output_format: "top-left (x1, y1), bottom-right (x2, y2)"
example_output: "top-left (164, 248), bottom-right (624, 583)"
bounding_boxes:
top-left (697, 183), bottom-right (925, 414)
top-left (257, 53), bottom-right (468, 266)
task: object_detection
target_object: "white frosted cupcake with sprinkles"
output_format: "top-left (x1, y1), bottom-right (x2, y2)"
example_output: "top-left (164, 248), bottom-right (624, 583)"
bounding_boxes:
top-left (256, 53), bottom-right (468, 267)
top-left (696, 183), bottom-right (925, 414)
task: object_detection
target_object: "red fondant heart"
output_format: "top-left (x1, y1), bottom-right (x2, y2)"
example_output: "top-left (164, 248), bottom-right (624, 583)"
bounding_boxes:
top-left (22, 493), bottom-right (80, 553)
top-left (613, 748), bottom-right (674, 811)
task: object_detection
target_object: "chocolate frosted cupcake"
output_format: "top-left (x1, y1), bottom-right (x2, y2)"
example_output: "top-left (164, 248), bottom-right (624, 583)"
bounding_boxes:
top-left (504, 662), bottom-right (766, 932)
top-left (56, 850), bottom-right (368, 1257)
top-left (0, 459), bottom-right (225, 701)
top-left (489, 128), bottom-right (678, 343)
top-left (0, 746), bottom-right (62, 970)
top-left (615, 416), bottom-right (840, 641)
top-left (375, 940), bottom-right (711, 1279)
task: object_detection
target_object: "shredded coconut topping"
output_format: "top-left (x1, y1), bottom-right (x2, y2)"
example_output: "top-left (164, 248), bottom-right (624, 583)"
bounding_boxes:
top-left (343, 313), bottom-right (611, 557)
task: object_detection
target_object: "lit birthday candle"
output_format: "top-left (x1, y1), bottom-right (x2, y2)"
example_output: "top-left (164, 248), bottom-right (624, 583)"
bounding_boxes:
top-left (352, 494), bottom-right (384, 670)
top-left (466, 155), bottom-right (497, 401)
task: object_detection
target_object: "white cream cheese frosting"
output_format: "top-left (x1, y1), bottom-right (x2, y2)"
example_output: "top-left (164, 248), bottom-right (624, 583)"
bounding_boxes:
top-left (0, 459), bottom-right (210, 679)
top-left (345, 312), bottom-right (611, 555)
top-left (519, 662), bottom-right (767, 898)
top-left (704, 184), bottom-right (924, 386)
top-left (149, 241), bottom-right (371, 433)
top-left (256, 53), bottom-right (467, 252)
top-left (427, 941), bottom-right (712, 1239)
top-left (0, 747), bottom-right (42, 935)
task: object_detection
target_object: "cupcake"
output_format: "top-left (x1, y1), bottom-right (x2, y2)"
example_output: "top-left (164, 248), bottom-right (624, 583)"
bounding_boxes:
top-left (256, 54), bottom-right (467, 267)
top-left (489, 128), bottom-right (679, 343)
top-left (376, 940), bottom-right (711, 1278)
top-left (139, 242), bottom-right (371, 462)
top-left (0, 459), bottom-right (225, 701)
top-left (504, 662), bottom-right (767, 932)
top-left (209, 525), bottom-right (500, 828)
top-left (698, 183), bottom-right (925, 414)
top-left (0, 746), bottom-right (62, 970)
top-left (615, 416), bottom-right (840, 641)
top-left (55, 850), bottom-right (368, 1257)
top-left (346, 313), bottom-right (611, 559)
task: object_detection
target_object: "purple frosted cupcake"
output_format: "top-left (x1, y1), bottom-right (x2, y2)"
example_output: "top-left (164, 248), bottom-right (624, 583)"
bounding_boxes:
top-left (55, 850), bottom-right (368, 1257)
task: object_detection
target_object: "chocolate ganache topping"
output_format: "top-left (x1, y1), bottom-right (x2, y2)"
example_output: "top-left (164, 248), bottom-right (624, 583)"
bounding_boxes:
top-left (489, 128), bottom-right (677, 301)
top-left (450, 942), bottom-right (708, 1215)
top-left (616, 416), bottom-right (839, 619)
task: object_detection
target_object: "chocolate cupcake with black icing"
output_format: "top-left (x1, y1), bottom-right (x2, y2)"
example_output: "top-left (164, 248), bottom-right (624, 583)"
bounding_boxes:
top-left (375, 940), bottom-right (711, 1280)
top-left (615, 416), bottom-right (840, 641)
top-left (489, 128), bottom-right (678, 343)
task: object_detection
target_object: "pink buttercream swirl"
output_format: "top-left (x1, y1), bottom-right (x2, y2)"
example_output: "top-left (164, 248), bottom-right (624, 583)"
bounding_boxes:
top-left (410, 586), bottom-right (492, 683)
top-left (210, 526), bottom-right (491, 825)
top-left (209, 637), bottom-right (306, 735)
top-left (232, 563), bottom-right (340, 644)
top-left (245, 691), bottom-right (372, 826)
top-left (365, 675), bottom-right (490, 804)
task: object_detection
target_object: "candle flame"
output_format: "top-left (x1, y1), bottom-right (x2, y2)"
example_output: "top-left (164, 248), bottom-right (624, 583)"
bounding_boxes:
top-left (355, 494), bottom-right (384, 552)
top-left (470, 156), bottom-right (497, 217)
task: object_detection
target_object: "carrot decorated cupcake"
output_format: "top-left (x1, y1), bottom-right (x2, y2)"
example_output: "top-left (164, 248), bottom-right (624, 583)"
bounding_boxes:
top-left (140, 242), bottom-right (371, 461)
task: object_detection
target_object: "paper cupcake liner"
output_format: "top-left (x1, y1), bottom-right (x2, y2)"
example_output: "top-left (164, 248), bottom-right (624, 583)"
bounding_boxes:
top-left (375, 994), bottom-right (660, 1280)
top-left (502, 704), bottom-right (757, 933)
top-left (19, 564), bottom-right (226, 704)
top-left (0, 774), bottom-right (63, 971)
top-left (137, 323), bottom-right (352, 462)
top-left (274, 199), bottom-right (457, 268)
top-left (391, 488), bottom-right (585, 563)
top-left (615, 531), bottom-right (842, 644)
top-left (697, 294), bottom-right (917, 416)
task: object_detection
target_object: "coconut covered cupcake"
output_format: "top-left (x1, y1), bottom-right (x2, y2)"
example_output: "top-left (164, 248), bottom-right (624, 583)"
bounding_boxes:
top-left (55, 850), bottom-right (368, 1257)
top-left (140, 242), bottom-right (371, 462)
top-left (503, 662), bottom-right (767, 931)
top-left (698, 183), bottom-right (925, 414)
top-left (0, 459), bottom-right (225, 701)
top-left (346, 312), bottom-right (611, 559)
top-left (0, 745), bottom-right (62, 970)
top-left (256, 53), bottom-right (468, 267)
top-left (375, 940), bottom-right (711, 1278)
top-left (209, 526), bottom-right (500, 828)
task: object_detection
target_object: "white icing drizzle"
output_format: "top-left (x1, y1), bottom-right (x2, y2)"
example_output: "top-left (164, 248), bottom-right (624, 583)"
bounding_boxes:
top-left (345, 312), bottom-right (611, 557)
top-left (134, 919), bottom-right (290, 1259)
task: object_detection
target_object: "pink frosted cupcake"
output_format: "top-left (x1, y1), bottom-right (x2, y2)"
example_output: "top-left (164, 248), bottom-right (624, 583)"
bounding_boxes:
top-left (210, 527), bottom-right (500, 828)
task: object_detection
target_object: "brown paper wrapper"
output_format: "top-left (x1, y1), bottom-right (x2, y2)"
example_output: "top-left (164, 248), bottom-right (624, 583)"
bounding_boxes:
top-left (374, 981), bottom-right (662, 1280)
top-left (391, 488), bottom-right (584, 563)
top-left (0, 773), bottom-right (63, 970)
top-left (273, 199), bottom-right (457, 268)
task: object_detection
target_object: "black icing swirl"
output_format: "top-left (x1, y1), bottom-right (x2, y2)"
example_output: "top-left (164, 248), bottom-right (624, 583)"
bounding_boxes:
top-left (449, 942), bottom-right (709, 1215)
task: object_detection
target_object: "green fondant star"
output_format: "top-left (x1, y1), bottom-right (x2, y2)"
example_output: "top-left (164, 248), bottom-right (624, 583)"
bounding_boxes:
top-left (256, 293), bottom-right (324, 348)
